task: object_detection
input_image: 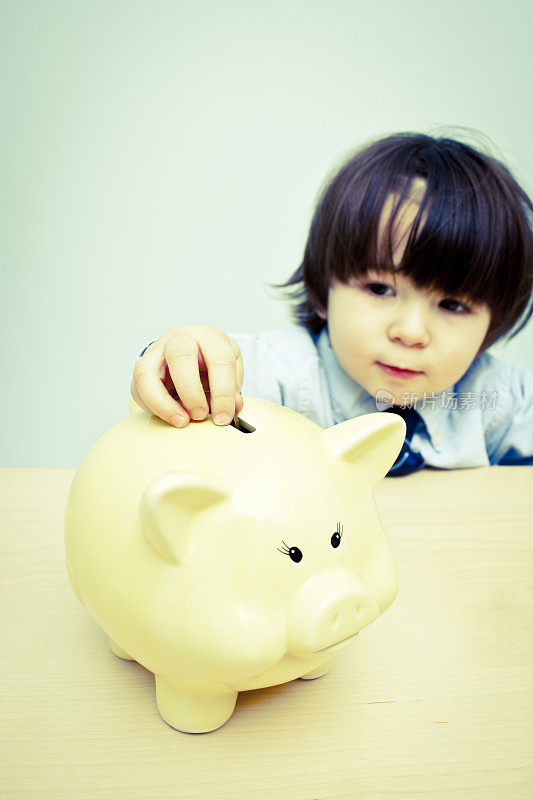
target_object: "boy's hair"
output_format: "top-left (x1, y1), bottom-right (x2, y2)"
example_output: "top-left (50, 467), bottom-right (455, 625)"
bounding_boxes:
top-left (271, 132), bottom-right (533, 350)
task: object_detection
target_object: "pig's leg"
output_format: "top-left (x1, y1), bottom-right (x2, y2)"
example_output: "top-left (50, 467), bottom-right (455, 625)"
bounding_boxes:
top-left (300, 657), bottom-right (335, 680)
top-left (109, 638), bottom-right (135, 660)
top-left (155, 675), bottom-right (238, 733)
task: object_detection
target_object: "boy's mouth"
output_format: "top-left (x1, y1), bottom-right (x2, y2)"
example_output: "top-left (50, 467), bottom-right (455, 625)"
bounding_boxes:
top-left (376, 362), bottom-right (424, 380)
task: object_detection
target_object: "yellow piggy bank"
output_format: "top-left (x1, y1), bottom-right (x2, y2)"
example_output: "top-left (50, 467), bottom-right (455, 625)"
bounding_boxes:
top-left (64, 397), bottom-right (405, 733)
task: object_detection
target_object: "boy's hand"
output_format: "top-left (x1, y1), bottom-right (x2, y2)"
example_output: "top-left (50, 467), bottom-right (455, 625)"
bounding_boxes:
top-left (131, 325), bottom-right (244, 427)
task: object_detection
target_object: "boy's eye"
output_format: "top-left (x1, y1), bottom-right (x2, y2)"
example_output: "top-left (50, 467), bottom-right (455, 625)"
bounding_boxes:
top-left (365, 282), bottom-right (394, 296)
top-left (439, 298), bottom-right (471, 313)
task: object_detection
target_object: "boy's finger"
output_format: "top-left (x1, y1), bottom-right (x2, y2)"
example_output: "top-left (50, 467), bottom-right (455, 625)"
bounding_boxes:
top-left (200, 338), bottom-right (242, 425)
top-left (130, 380), bottom-right (152, 414)
top-left (133, 350), bottom-right (191, 427)
top-left (234, 346), bottom-right (244, 393)
top-left (163, 332), bottom-right (212, 419)
top-left (232, 342), bottom-right (245, 416)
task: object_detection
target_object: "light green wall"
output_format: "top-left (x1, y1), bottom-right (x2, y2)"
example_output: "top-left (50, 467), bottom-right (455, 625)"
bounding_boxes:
top-left (2, 0), bottom-right (532, 465)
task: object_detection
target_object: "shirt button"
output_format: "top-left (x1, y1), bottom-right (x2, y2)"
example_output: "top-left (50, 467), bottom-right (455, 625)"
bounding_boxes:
top-left (433, 431), bottom-right (442, 447)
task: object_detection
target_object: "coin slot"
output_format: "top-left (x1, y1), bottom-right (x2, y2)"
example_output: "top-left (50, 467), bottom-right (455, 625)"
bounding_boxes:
top-left (230, 415), bottom-right (256, 433)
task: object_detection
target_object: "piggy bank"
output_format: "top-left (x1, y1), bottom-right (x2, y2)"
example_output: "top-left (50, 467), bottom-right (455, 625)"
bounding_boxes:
top-left (64, 397), bottom-right (405, 733)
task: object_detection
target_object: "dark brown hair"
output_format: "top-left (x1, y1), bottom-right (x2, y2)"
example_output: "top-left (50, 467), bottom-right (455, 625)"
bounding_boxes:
top-left (270, 132), bottom-right (533, 350)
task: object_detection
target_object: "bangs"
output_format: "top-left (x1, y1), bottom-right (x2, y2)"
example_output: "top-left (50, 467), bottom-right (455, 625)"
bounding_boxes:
top-left (331, 144), bottom-right (526, 312)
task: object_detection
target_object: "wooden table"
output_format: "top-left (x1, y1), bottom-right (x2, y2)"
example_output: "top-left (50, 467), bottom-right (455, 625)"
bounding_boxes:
top-left (1, 466), bottom-right (532, 799)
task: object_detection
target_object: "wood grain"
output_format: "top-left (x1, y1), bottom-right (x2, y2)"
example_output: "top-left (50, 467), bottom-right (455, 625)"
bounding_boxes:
top-left (1, 466), bottom-right (532, 799)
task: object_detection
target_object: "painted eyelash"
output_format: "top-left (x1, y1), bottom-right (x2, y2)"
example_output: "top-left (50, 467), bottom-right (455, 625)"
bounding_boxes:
top-left (277, 540), bottom-right (291, 555)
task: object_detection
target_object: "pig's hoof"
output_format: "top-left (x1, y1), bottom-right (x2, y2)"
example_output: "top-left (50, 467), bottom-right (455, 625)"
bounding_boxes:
top-left (300, 657), bottom-right (334, 680)
top-left (109, 638), bottom-right (134, 660)
top-left (155, 676), bottom-right (238, 733)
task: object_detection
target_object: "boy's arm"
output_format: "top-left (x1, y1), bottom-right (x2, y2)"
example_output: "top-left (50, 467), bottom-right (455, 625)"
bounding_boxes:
top-left (487, 365), bottom-right (533, 465)
top-left (227, 332), bottom-right (285, 407)
top-left (133, 327), bottom-right (314, 425)
top-left (227, 328), bottom-right (324, 416)
top-left (136, 334), bottom-right (285, 406)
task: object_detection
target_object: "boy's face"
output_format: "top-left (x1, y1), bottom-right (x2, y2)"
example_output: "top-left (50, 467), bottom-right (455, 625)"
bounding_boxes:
top-left (317, 186), bottom-right (492, 406)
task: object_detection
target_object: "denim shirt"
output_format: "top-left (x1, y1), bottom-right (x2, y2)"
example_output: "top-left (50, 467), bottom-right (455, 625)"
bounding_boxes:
top-left (228, 326), bottom-right (533, 469)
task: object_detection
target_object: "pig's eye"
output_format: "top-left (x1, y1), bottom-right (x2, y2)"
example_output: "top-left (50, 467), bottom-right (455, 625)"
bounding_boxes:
top-left (331, 521), bottom-right (343, 548)
top-left (277, 540), bottom-right (303, 563)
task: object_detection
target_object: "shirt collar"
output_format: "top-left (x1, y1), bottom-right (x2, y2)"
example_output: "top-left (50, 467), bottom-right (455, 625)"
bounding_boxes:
top-left (314, 327), bottom-right (450, 448)
top-left (315, 327), bottom-right (377, 422)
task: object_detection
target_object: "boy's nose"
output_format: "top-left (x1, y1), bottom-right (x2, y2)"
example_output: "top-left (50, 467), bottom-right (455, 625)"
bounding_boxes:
top-left (388, 303), bottom-right (430, 347)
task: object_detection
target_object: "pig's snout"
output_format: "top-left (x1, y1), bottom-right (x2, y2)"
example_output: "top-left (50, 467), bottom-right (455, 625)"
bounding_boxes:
top-left (287, 570), bottom-right (380, 655)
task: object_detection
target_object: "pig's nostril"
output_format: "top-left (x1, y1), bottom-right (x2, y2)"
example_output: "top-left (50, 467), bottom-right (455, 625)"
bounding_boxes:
top-left (355, 605), bottom-right (363, 617)
top-left (332, 614), bottom-right (339, 629)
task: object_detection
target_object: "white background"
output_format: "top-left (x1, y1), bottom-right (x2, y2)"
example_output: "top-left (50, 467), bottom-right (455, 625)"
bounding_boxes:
top-left (2, 0), bottom-right (532, 465)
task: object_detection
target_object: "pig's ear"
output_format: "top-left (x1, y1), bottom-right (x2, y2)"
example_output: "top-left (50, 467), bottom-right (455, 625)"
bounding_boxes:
top-left (139, 472), bottom-right (232, 563)
top-left (322, 413), bottom-right (406, 489)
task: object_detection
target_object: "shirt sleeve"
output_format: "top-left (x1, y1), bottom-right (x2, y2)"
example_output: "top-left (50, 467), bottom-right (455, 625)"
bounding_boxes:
top-left (486, 364), bottom-right (533, 465)
top-left (228, 332), bottom-right (291, 408)
top-left (138, 340), bottom-right (157, 360)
